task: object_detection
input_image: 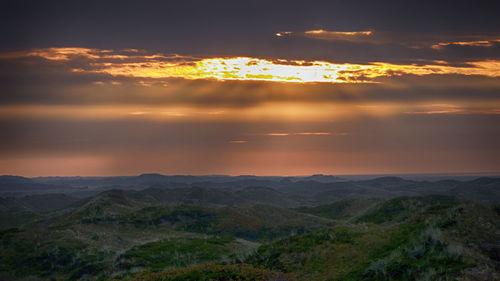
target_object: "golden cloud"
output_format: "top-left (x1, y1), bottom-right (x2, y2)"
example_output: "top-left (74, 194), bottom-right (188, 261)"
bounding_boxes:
top-left (295, 132), bottom-right (348, 136)
top-left (275, 29), bottom-right (373, 41)
top-left (89, 57), bottom-right (500, 83)
top-left (229, 140), bottom-right (248, 144)
top-left (2, 47), bottom-right (500, 83)
top-left (266, 132), bottom-right (348, 136)
top-left (266, 133), bottom-right (290, 136)
top-left (276, 29), bottom-right (500, 50)
top-left (431, 39), bottom-right (500, 49)
top-left (303, 29), bottom-right (373, 41)
top-left (404, 103), bottom-right (500, 115)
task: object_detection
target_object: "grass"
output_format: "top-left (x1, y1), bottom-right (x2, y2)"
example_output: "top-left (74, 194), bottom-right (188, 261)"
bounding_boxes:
top-left (116, 263), bottom-right (293, 281)
top-left (1, 195), bottom-right (499, 280)
top-left (117, 236), bottom-right (243, 271)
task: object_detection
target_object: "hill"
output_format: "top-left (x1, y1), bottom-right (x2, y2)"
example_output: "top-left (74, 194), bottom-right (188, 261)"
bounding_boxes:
top-left (248, 195), bottom-right (500, 281)
top-left (0, 193), bottom-right (80, 228)
top-left (2, 174), bottom-right (499, 206)
top-left (0, 175), bottom-right (499, 280)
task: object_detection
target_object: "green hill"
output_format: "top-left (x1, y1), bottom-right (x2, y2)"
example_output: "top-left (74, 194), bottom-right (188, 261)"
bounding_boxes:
top-left (247, 197), bottom-right (500, 281)
top-left (294, 198), bottom-right (382, 221)
top-left (1, 182), bottom-right (499, 281)
top-left (0, 194), bottom-right (80, 228)
top-left (116, 264), bottom-right (293, 281)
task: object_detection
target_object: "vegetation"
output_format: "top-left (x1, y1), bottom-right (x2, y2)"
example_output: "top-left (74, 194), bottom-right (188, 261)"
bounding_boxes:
top-left (247, 196), bottom-right (500, 281)
top-left (118, 236), bottom-right (243, 270)
top-left (117, 264), bottom-right (293, 281)
top-left (0, 176), bottom-right (499, 280)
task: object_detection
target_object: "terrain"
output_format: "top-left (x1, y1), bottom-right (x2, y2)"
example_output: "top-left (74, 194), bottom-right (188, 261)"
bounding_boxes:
top-left (0, 174), bottom-right (499, 280)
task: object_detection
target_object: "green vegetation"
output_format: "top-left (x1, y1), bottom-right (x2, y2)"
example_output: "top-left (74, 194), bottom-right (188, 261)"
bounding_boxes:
top-left (1, 182), bottom-right (499, 281)
top-left (355, 195), bottom-right (460, 224)
top-left (118, 236), bottom-right (243, 270)
top-left (246, 196), bottom-right (500, 281)
top-left (70, 203), bottom-right (331, 242)
top-left (117, 264), bottom-right (293, 281)
top-left (0, 227), bottom-right (112, 280)
top-left (294, 198), bottom-right (381, 220)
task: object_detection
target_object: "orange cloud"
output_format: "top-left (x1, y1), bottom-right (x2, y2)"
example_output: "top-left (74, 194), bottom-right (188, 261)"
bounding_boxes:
top-left (275, 31), bottom-right (292, 37)
top-left (265, 132), bottom-right (348, 136)
top-left (3, 47), bottom-right (500, 84)
top-left (294, 132), bottom-right (331, 135)
top-left (303, 29), bottom-right (372, 40)
top-left (0, 47), bottom-right (169, 61)
top-left (276, 29), bottom-right (500, 50)
top-left (305, 30), bottom-right (372, 36)
top-left (85, 57), bottom-right (500, 83)
top-left (431, 39), bottom-right (500, 49)
top-left (405, 109), bottom-right (500, 115)
top-left (266, 133), bottom-right (289, 136)
top-left (276, 29), bottom-right (373, 42)
top-left (404, 104), bottom-right (500, 115)
top-left (229, 140), bottom-right (248, 143)
top-left (295, 132), bottom-right (348, 136)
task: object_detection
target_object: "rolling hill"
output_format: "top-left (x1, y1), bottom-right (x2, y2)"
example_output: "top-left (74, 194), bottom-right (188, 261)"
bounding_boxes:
top-left (0, 175), bottom-right (499, 280)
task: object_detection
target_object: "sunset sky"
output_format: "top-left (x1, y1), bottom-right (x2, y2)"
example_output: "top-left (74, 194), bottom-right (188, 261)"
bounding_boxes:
top-left (1, 0), bottom-right (500, 176)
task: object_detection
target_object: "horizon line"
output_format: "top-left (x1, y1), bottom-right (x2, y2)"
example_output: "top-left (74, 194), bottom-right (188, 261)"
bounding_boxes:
top-left (2, 171), bottom-right (500, 179)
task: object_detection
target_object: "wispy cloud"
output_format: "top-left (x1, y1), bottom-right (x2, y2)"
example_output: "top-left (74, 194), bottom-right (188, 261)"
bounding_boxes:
top-left (431, 39), bottom-right (500, 49)
top-left (276, 29), bottom-right (373, 42)
top-left (294, 132), bottom-right (331, 135)
top-left (229, 140), bottom-right (248, 143)
top-left (295, 132), bottom-right (348, 136)
top-left (404, 104), bottom-right (500, 115)
top-left (276, 29), bottom-right (500, 51)
top-left (266, 132), bottom-right (348, 136)
top-left (266, 133), bottom-right (290, 136)
top-left (406, 109), bottom-right (500, 115)
top-left (303, 29), bottom-right (373, 41)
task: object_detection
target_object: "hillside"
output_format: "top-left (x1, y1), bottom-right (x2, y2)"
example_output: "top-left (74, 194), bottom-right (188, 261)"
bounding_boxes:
top-left (248, 196), bottom-right (500, 281)
top-left (0, 176), bottom-right (499, 280)
top-left (0, 194), bottom-right (80, 228)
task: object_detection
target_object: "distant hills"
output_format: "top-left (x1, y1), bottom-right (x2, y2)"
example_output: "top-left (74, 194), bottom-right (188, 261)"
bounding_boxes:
top-left (1, 174), bottom-right (499, 205)
top-left (0, 174), bottom-right (499, 280)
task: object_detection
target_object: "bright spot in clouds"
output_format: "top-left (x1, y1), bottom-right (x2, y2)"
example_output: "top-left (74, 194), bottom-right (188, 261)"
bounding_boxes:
top-left (3, 47), bottom-right (500, 84)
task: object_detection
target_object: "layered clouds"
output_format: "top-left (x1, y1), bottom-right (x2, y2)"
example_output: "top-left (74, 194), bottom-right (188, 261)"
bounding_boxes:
top-left (0, 0), bottom-right (499, 175)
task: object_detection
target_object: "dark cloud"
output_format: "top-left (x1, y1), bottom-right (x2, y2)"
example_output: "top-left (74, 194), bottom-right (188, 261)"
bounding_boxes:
top-left (1, 0), bottom-right (499, 175)
top-left (2, 1), bottom-right (500, 53)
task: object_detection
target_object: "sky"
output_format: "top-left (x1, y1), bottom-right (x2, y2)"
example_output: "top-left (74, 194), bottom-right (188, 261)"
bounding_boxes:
top-left (1, 0), bottom-right (500, 176)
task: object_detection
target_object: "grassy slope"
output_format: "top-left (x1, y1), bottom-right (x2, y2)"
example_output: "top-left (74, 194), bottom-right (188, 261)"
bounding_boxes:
top-left (294, 198), bottom-right (382, 221)
top-left (1, 193), bottom-right (499, 281)
top-left (116, 264), bottom-right (293, 281)
top-left (0, 194), bottom-right (80, 228)
top-left (0, 190), bottom-right (331, 280)
top-left (248, 195), bottom-right (500, 281)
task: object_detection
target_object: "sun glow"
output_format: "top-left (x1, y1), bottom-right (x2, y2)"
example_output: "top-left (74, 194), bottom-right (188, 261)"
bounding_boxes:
top-left (3, 48), bottom-right (500, 83)
top-left (91, 57), bottom-right (500, 83)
